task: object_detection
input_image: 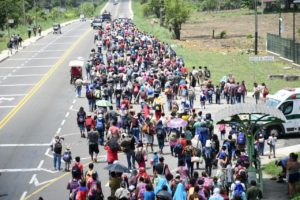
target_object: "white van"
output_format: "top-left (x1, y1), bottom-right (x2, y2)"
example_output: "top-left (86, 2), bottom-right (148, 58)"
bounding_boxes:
top-left (265, 88), bottom-right (300, 136)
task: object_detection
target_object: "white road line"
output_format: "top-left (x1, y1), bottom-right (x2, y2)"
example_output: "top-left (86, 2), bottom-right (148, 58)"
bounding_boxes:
top-left (72, 99), bottom-right (76, 104)
top-left (29, 174), bottom-right (37, 184)
top-left (0, 143), bottom-right (50, 147)
top-left (65, 112), bottom-right (70, 118)
top-left (0, 94), bottom-right (27, 97)
top-left (0, 106), bottom-right (16, 108)
top-left (70, 105), bottom-right (73, 110)
top-left (37, 160), bottom-right (44, 169)
top-left (0, 84), bottom-right (35, 87)
top-left (0, 65), bottom-right (51, 69)
top-left (0, 168), bottom-right (57, 173)
top-left (12, 69), bottom-right (16, 72)
top-left (56, 127), bottom-right (62, 134)
top-left (8, 57), bottom-right (60, 61)
top-left (0, 74), bottom-right (44, 78)
top-left (20, 191), bottom-right (27, 200)
top-left (22, 50), bottom-right (66, 52)
top-left (61, 119), bottom-right (66, 126)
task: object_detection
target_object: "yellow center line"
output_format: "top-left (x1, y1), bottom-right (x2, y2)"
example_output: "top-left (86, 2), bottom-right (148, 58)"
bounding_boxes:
top-left (0, 27), bottom-right (92, 130)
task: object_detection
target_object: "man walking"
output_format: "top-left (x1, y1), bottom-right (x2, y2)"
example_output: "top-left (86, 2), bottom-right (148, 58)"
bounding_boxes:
top-left (88, 128), bottom-right (99, 162)
top-left (50, 135), bottom-right (64, 171)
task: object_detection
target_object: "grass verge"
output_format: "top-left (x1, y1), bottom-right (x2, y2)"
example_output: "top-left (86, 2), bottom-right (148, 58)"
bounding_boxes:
top-left (132, 1), bottom-right (300, 93)
top-left (0, 1), bottom-right (106, 52)
top-left (263, 152), bottom-right (300, 200)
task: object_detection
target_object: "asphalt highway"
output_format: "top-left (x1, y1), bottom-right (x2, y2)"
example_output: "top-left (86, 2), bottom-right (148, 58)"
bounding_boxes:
top-left (0, 0), bottom-right (299, 199)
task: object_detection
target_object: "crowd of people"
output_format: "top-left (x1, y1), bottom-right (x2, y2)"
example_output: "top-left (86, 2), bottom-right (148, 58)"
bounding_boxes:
top-left (48, 18), bottom-right (299, 200)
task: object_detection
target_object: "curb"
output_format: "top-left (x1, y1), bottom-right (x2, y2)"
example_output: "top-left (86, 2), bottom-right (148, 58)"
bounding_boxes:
top-left (261, 144), bottom-right (300, 165)
top-left (0, 19), bottom-right (79, 63)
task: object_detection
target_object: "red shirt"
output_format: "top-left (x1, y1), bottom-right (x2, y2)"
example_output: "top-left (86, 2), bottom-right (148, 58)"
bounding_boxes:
top-left (181, 66), bottom-right (188, 74)
top-left (179, 138), bottom-right (187, 150)
top-left (73, 162), bottom-right (84, 179)
top-left (105, 146), bottom-right (118, 163)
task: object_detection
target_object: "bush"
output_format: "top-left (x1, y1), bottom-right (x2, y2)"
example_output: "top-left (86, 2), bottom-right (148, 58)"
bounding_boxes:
top-left (246, 34), bottom-right (253, 39)
top-left (80, 2), bottom-right (95, 17)
top-left (220, 30), bottom-right (226, 39)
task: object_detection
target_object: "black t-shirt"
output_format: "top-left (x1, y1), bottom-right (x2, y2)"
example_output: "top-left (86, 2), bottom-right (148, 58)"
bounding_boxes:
top-left (155, 163), bottom-right (168, 175)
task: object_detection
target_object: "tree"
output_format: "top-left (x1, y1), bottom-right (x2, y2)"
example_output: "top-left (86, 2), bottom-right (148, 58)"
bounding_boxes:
top-left (79, 2), bottom-right (95, 17)
top-left (164, 0), bottom-right (191, 40)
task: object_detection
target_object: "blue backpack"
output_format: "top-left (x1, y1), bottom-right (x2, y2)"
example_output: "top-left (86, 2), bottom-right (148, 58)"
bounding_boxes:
top-left (174, 143), bottom-right (183, 154)
top-left (96, 119), bottom-right (104, 131)
top-left (237, 132), bottom-right (246, 145)
top-left (234, 183), bottom-right (244, 199)
top-left (204, 147), bottom-right (212, 160)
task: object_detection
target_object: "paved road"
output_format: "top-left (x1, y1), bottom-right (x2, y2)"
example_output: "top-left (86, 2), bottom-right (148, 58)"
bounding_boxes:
top-left (0, 0), bottom-right (299, 199)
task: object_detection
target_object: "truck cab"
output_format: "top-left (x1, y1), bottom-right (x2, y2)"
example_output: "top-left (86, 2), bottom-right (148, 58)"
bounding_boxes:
top-left (265, 88), bottom-right (300, 136)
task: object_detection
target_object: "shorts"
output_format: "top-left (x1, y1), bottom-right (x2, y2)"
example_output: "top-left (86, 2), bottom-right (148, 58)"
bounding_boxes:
top-left (288, 173), bottom-right (300, 183)
top-left (143, 134), bottom-right (153, 144)
top-left (89, 143), bottom-right (99, 155)
top-left (78, 123), bottom-right (85, 132)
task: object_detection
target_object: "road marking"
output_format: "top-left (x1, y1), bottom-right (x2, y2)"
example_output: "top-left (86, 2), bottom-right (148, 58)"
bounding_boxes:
top-left (20, 191), bottom-right (27, 200)
top-left (61, 119), bottom-right (66, 126)
top-left (0, 65), bottom-right (51, 69)
top-left (0, 168), bottom-right (56, 173)
top-left (56, 127), bottom-right (61, 134)
top-left (0, 97), bottom-right (14, 101)
top-left (0, 84), bottom-right (35, 87)
top-left (0, 28), bottom-right (92, 129)
top-left (65, 112), bottom-right (70, 118)
top-left (8, 57), bottom-right (60, 61)
top-left (0, 106), bottom-right (16, 108)
top-left (72, 99), bottom-right (76, 104)
top-left (0, 74), bottom-right (44, 78)
top-left (22, 50), bottom-right (66, 52)
top-left (12, 69), bottom-right (16, 72)
top-left (70, 105), bottom-right (73, 110)
top-left (29, 174), bottom-right (37, 184)
top-left (37, 160), bottom-right (44, 169)
top-left (0, 143), bottom-right (50, 147)
top-left (0, 94), bottom-right (27, 97)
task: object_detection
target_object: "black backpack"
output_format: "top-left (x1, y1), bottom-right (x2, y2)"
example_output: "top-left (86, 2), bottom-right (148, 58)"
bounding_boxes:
top-left (54, 141), bottom-right (62, 154)
top-left (72, 164), bottom-right (81, 179)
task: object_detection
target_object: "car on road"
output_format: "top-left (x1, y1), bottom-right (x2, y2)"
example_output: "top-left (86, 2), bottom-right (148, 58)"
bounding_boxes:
top-left (53, 23), bottom-right (61, 34)
top-left (258, 88), bottom-right (300, 137)
top-left (101, 12), bottom-right (112, 22)
top-left (91, 18), bottom-right (102, 29)
top-left (113, 0), bottom-right (118, 5)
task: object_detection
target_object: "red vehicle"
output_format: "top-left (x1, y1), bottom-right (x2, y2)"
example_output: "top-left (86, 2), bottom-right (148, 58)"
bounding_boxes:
top-left (69, 60), bottom-right (84, 84)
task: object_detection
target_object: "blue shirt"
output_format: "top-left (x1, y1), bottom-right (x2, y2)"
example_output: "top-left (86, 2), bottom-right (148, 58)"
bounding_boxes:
top-left (143, 191), bottom-right (155, 200)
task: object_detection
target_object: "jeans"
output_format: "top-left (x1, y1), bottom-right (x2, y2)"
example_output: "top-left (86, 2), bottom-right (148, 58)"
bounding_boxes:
top-left (97, 129), bottom-right (104, 145)
top-left (215, 95), bottom-right (220, 104)
top-left (76, 85), bottom-right (82, 97)
top-left (132, 127), bottom-right (140, 142)
top-left (186, 157), bottom-right (194, 177)
top-left (116, 98), bottom-right (121, 108)
top-left (258, 142), bottom-right (264, 156)
top-left (126, 150), bottom-right (136, 169)
top-left (204, 159), bottom-right (212, 177)
top-left (269, 145), bottom-right (275, 158)
top-left (189, 98), bottom-right (194, 108)
top-left (157, 138), bottom-right (164, 150)
top-left (53, 153), bottom-right (61, 170)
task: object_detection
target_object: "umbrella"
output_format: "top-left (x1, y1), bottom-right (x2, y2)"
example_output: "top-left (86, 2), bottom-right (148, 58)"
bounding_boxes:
top-left (167, 118), bottom-right (188, 128)
top-left (104, 163), bottom-right (130, 173)
top-left (116, 35), bottom-right (124, 40)
top-left (96, 100), bottom-right (112, 107)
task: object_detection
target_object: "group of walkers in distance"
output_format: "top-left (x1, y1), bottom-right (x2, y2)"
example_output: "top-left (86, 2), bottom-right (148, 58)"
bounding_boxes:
top-left (48, 17), bottom-right (300, 200)
top-left (7, 34), bottom-right (23, 55)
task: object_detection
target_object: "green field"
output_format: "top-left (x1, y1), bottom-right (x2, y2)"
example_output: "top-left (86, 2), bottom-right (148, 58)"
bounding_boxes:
top-left (132, 1), bottom-right (300, 94)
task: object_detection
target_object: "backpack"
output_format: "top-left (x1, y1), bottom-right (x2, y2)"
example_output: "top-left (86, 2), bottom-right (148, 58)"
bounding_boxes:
top-left (85, 170), bottom-right (94, 182)
top-left (135, 150), bottom-right (144, 163)
top-left (233, 183), bottom-right (244, 200)
top-left (148, 124), bottom-right (155, 135)
top-left (237, 132), bottom-right (246, 145)
top-left (86, 90), bottom-right (94, 99)
top-left (103, 88), bottom-right (109, 96)
top-left (133, 85), bottom-right (139, 93)
top-left (155, 103), bottom-right (161, 111)
top-left (120, 136), bottom-right (132, 152)
top-left (188, 89), bottom-right (195, 99)
top-left (89, 180), bottom-right (103, 199)
top-left (96, 119), bottom-right (104, 131)
top-left (70, 179), bottom-right (80, 194)
top-left (204, 147), bottom-right (212, 160)
top-left (147, 88), bottom-right (154, 96)
top-left (263, 87), bottom-right (269, 96)
top-left (223, 140), bottom-right (231, 153)
top-left (174, 143), bottom-right (183, 154)
top-left (205, 70), bottom-right (211, 78)
top-left (203, 177), bottom-right (212, 191)
top-left (78, 113), bottom-right (85, 123)
top-left (63, 151), bottom-right (71, 162)
top-left (72, 164), bottom-right (81, 179)
top-left (137, 183), bottom-right (146, 199)
top-left (181, 89), bottom-right (187, 97)
top-left (54, 141), bottom-right (62, 154)
top-left (156, 128), bottom-right (165, 139)
top-left (108, 137), bottom-right (120, 151)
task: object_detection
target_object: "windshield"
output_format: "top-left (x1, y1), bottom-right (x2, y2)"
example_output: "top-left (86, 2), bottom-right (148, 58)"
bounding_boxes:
top-left (266, 98), bottom-right (280, 108)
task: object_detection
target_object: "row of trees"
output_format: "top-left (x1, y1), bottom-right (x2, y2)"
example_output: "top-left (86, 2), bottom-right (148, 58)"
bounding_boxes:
top-left (0, 0), bottom-right (99, 30)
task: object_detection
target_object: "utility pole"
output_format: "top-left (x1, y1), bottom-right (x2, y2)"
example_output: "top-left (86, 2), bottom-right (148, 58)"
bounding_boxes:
top-left (160, 0), bottom-right (165, 27)
top-left (278, 1), bottom-right (282, 37)
top-left (292, 3), bottom-right (296, 62)
top-left (254, 0), bottom-right (258, 55)
top-left (23, 0), bottom-right (26, 25)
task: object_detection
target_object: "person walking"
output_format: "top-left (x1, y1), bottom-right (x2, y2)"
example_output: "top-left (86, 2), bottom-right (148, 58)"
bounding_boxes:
top-left (72, 157), bottom-right (84, 180)
top-left (267, 133), bottom-right (277, 159)
top-left (253, 82), bottom-right (260, 104)
top-left (203, 140), bottom-right (214, 177)
top-left (62, 146), bottom-right (72, 172)
top-left (286, 153), bottom-right (300, 198)
top-left (77, 107), bottom-right (86, 138)
top-left (87, 128), bottom-right (99, 162)
top-left (258, 134), bottom-right (265, 156)
top-left (50, 135), bottom-right (64, 171)
top-left (75, 78), bottom-right (83, 98)
top-left (246, 180), bottom-right (262, 200)
top-left (120, 133), bottom-right (136, 170)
